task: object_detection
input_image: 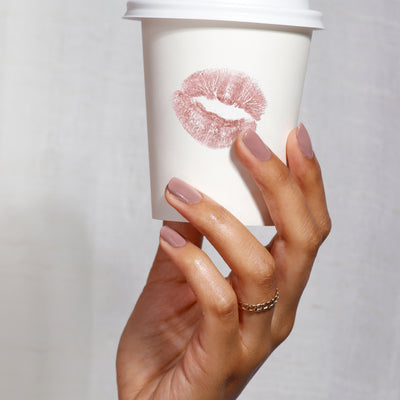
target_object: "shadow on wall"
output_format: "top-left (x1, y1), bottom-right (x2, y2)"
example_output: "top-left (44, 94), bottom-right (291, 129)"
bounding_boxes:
top-left (0, 196), bottom-right (92, 400)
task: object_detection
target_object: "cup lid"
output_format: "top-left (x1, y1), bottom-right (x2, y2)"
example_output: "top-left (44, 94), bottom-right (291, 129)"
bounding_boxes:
top-left (124, 0), bottom-right (324, 29)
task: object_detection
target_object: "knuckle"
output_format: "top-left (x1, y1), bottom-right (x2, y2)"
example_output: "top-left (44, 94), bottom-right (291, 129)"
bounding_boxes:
top-left (210, 293), bottom-right (237, 320)
top-left (297, 221), bottom-right (324, 254)
top-left (306, 229), bottom-right (324, 253)
top-left (248, 253), bottom-right (276, 287)
top-left (271, 164), bottom-right (292, 187)
top-left (257, 162), bottom-right (292, 193)
top-left (207, 205), bottom-right (231, 228)
top-left (320, 216), bottom-right (332, 241)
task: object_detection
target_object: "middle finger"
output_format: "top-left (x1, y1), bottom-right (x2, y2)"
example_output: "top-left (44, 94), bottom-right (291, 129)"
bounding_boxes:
top-left (165, 177), bottom-right (277, 345)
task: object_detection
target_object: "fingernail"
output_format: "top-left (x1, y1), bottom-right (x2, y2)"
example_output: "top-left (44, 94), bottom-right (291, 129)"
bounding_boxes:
top-left (242, 129), bottom-right (272, 161)
top-left (296, 123), bottom-right (314, 159)
top-left (160, 226), bottom-right (187, 248)
top-left (167, 177), bottom-right (202, 205)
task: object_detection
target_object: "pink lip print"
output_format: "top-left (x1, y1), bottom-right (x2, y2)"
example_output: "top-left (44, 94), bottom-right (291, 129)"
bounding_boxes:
top-left (172, 68), bottom-right (267, 149)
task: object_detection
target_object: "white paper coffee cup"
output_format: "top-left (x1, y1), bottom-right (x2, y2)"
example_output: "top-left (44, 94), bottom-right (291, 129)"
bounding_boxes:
top-left (124, 1), bottom-right (323, 225)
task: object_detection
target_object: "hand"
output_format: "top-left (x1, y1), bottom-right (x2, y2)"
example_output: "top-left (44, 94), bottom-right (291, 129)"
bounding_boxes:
top-left (116, 125), bottom-right (331, 400)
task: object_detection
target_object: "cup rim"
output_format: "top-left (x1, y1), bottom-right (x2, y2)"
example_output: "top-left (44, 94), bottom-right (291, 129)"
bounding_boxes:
top-left (124, 0), bottom-right (324, 30)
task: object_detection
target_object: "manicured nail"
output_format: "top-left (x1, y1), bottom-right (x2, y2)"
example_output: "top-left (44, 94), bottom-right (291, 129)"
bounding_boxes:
top-left (160, 226), bottom-right (187, 248)
top-left (167, 177), bottom-right (202, 205)
top-left (296, 123), bottom-right (314, 159)
top-left (242, 129), bottom-right (272, 161)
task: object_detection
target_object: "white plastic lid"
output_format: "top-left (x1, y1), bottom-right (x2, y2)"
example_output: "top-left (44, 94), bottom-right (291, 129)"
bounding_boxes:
top-left (124, 0), bottom-right (324, 29)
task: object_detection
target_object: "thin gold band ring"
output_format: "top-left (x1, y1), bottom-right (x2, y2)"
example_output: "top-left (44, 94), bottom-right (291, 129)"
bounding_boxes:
top-left (238, 289), bottom-right (279, 313)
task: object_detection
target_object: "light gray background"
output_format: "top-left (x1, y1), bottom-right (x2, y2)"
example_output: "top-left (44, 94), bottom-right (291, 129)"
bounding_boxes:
top-left (1, 1), bottom-right (399, 399)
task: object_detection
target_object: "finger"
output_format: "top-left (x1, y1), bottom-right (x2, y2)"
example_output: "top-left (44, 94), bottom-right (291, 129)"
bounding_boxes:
top-left (286, 124), bottom-right (331, 241)
top-left (165, 177), bottom-right (277, 345)
top-left (159, 225), bottom-right (239, 364)
top-left (148, 222), bottom-right (204, 285)
top-left (235, 128), bottom-right (323, 257)
top-left (235, 127), bottom-right (328, 348)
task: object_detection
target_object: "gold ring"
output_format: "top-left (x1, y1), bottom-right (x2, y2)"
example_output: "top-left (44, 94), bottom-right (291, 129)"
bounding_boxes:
top-left (238, 289), bottom-right (279, 313)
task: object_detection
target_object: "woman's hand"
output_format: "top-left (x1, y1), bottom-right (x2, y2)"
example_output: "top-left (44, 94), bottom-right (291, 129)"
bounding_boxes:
top-left (116, 125), bottom-right (331, 400)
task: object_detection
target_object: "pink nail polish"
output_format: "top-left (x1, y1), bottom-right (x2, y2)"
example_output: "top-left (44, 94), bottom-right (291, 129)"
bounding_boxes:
top-left (167, 177), bottom-right (202, 205)
top-left (242, 129), bottom-right (272, 161)
top-left (160, 226), bottom-right (187, 248)
top-left (296, 123), bottom-right (314, 159)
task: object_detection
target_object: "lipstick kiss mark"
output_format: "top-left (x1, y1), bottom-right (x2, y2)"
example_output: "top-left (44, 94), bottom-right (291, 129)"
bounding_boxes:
top-left (172, 68), bottom-right (267, 149)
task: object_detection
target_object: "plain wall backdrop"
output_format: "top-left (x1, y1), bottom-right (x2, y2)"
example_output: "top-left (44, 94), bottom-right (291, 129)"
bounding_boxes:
top-left (1, 1), bottom-right (399, 399)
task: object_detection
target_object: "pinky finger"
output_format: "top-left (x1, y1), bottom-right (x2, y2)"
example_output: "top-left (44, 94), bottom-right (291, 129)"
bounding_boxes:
top-left (159, 225), bottom-right (239, 353)
top-left (286, 125), bottom-right (331, 241)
